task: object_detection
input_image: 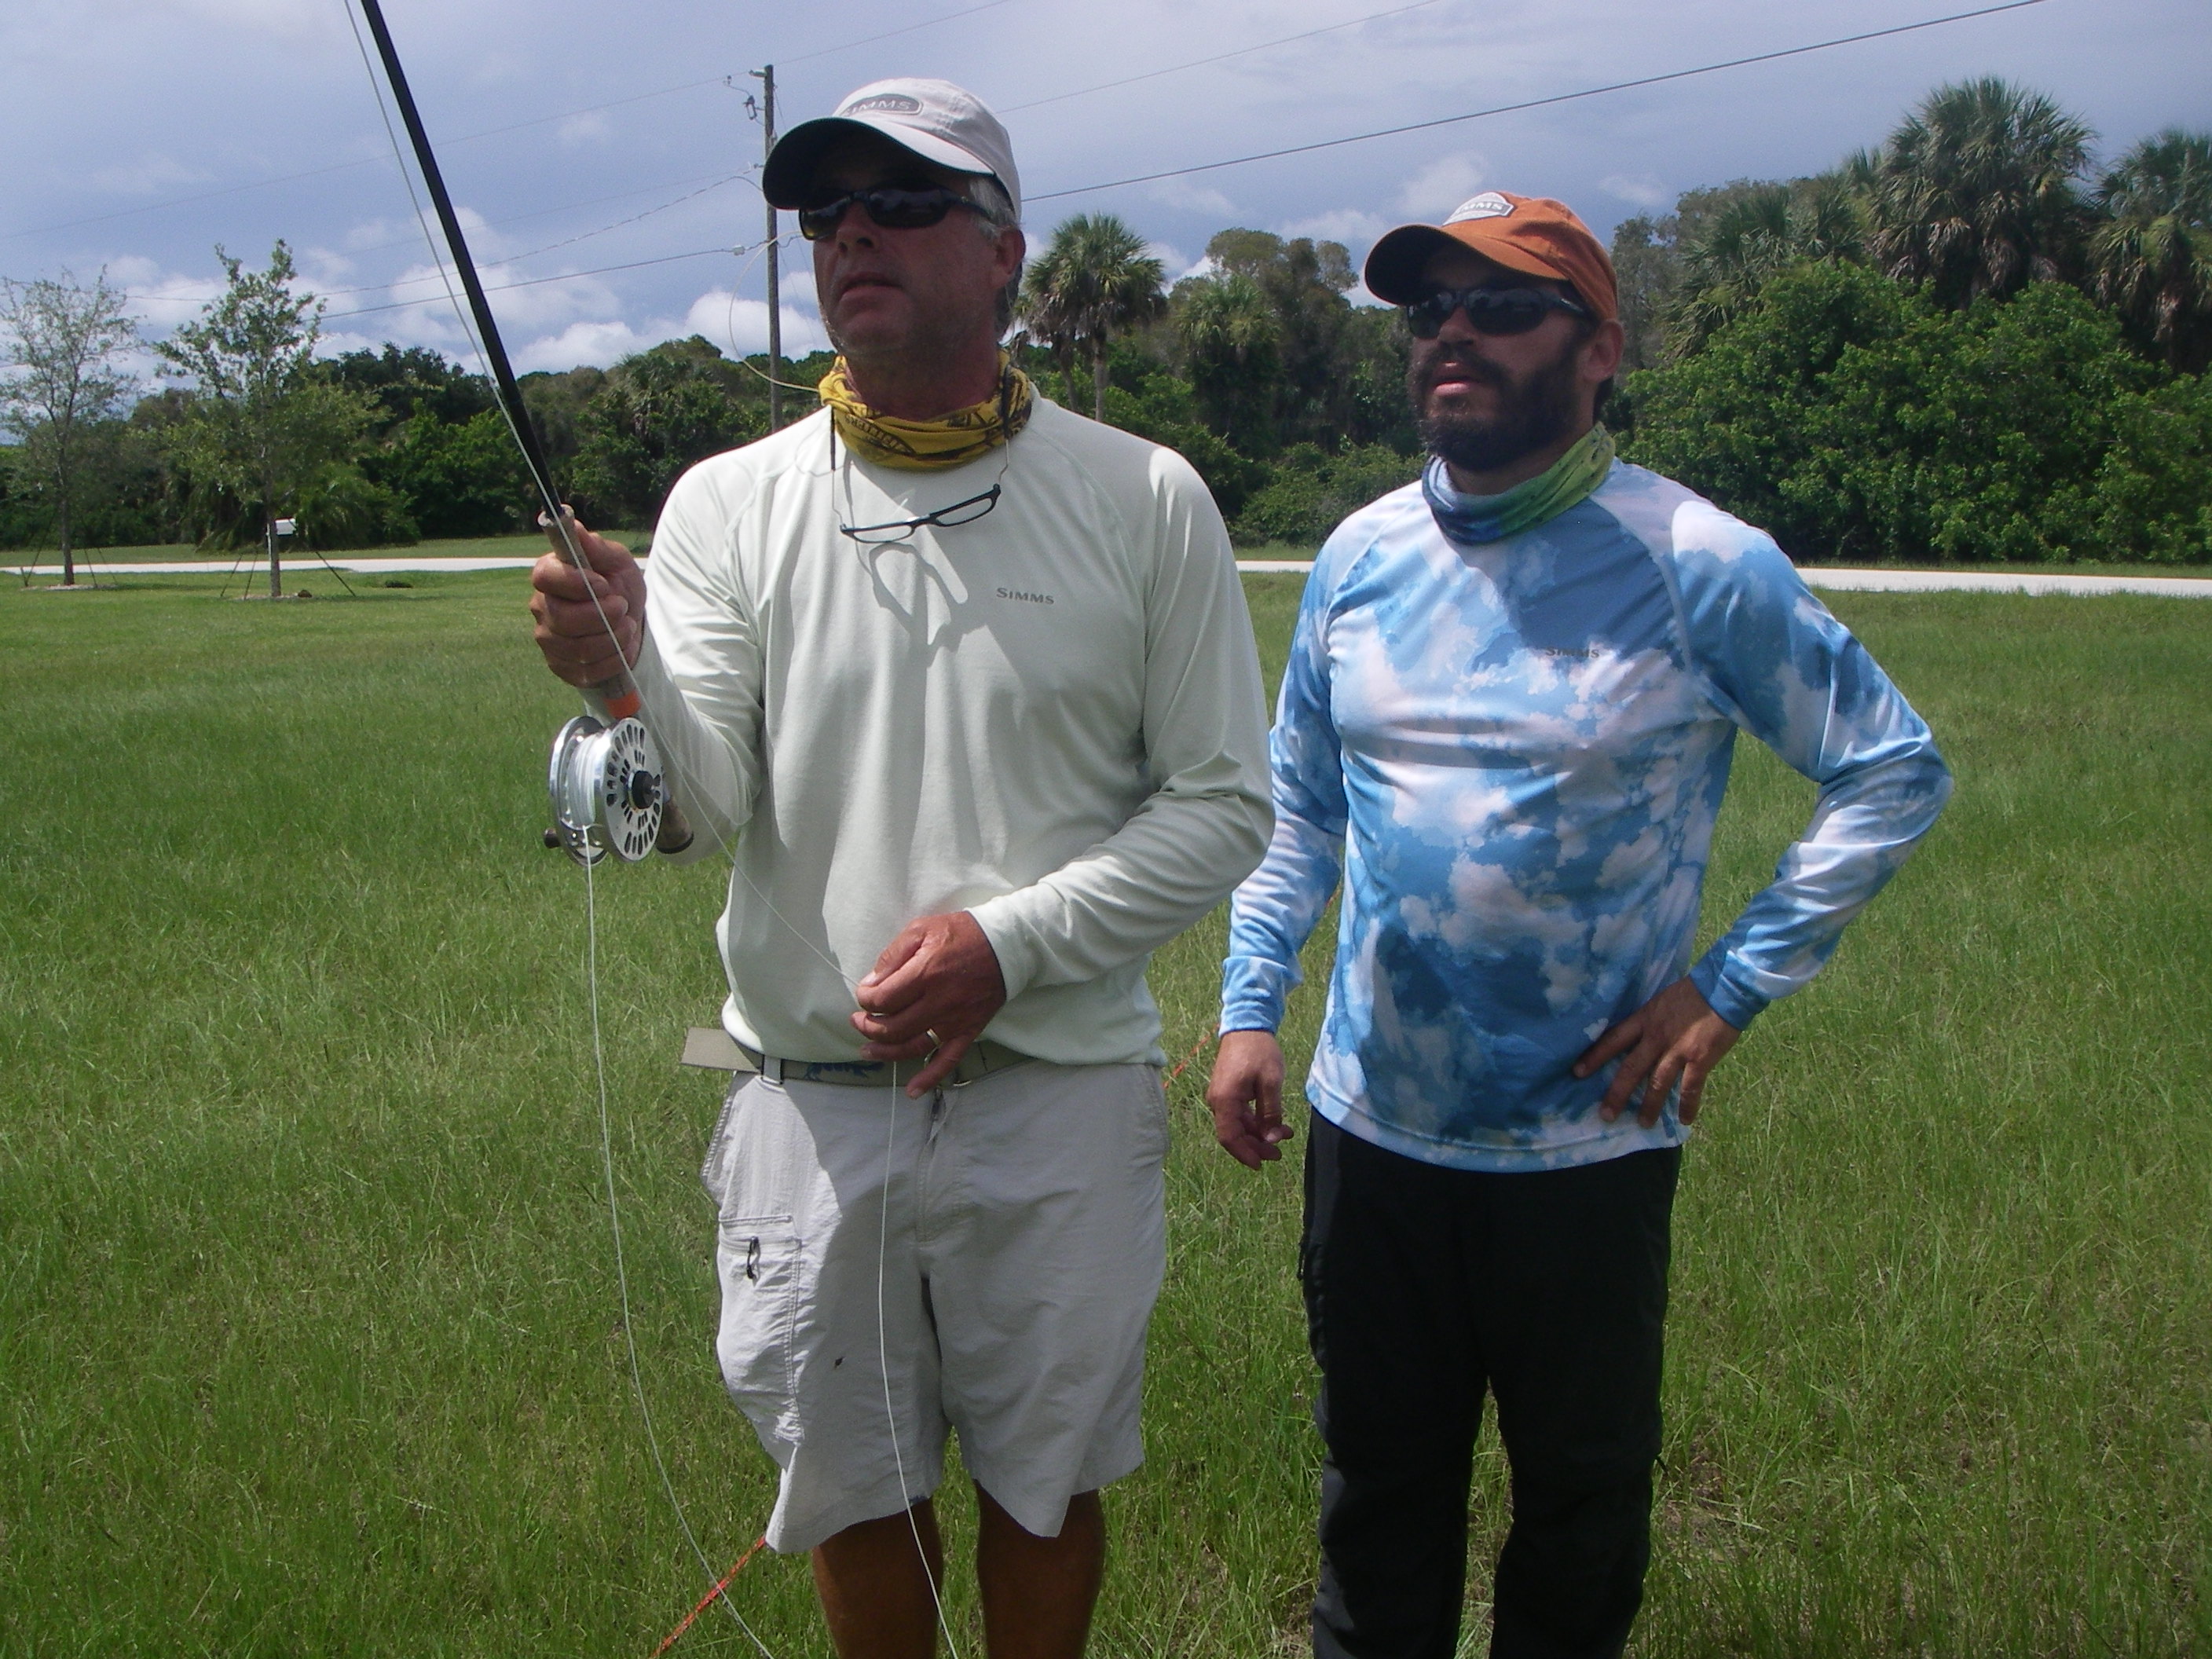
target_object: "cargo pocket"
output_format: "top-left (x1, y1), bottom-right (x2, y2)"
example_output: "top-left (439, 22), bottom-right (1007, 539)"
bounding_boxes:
top-left (1133, 1065), bottom-right (1171, 1168)
top-left (716, 1214), bottom-right (805, 1446)
top-left (698, 1077), bottom-right (749, 1207)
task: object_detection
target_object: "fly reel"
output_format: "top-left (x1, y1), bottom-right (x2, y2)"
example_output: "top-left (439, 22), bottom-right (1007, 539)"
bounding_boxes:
top-left (546, 714), bottom-right (666, 864)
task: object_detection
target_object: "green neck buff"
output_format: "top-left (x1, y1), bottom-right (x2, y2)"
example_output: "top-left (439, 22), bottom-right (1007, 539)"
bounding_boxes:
top-left (1422, 425), bottom-right (1617, 545)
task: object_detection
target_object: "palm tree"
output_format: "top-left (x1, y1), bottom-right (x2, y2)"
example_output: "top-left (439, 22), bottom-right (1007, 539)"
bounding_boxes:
top-left (1173, 272), bottom-right (1281, 452)
top-left (1866, 78), bottom-right (2093, 308)
top-left (1665, 174), bottom-right (1866, 354)
top-left (1019, 215), bottom-right (1166, 421)
top-left (2089, 128), bottom-right (2212, 372)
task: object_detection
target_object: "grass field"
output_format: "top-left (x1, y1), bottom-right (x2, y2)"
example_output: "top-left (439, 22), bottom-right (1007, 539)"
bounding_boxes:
top-left (9, 532), bottom-right (2210, 581)
top-left (2, 569), bottom-right (2207, 1657)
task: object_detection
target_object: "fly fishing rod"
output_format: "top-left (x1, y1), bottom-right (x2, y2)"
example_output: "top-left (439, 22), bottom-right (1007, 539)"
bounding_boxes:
top-left (353, 0), bottom-right (690, 864)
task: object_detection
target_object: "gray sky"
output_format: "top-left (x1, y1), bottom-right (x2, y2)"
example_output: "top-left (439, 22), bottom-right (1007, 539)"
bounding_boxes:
top-left (3, 0), bottom-right (2203, 377)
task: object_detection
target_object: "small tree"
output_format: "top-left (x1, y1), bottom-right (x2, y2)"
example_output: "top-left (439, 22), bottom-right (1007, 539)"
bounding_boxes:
top-left (2090, 128), bottom-right (2212, 372)
top-left (156, 243), bottom-right (372, 596)
top-left (1866, 78), bottom-right (2093, 308)
top-left (1020, 216), bottom-right (1166, 421)
top-left (1172, 272), bottom-right (1281, 454)
top-left (0, 269), bottom-right (138, 587)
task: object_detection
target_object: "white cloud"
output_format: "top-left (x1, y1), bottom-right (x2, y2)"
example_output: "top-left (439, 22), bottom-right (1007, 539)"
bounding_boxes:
top-left (512, 318), bottom-right (662, 372)
top-left (682, 290), bottom-right (830, 357)
top-left (1144, 178), bottom-right (1236, 218)
top-left (1601, 174), bottom-right (1672, 211)
top-left (1143, 240), bottom-right (1189, 279)
top-left (1397, 155), bottom-right (1489, 218)
top-left (107, 255), bottom-right (226, 332)
top-left (1278, 208), bottom-right (1389, 248)
top-left (170, 0), bottom-right (334, 38)
top-left (90, 154), bottom-right (211, 196)
top-left (558, 111), bottom-right (612, 149)
top-left (342, 218), bottom-right (405, 253)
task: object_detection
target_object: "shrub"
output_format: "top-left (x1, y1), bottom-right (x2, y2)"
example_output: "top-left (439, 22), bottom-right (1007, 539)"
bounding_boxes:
top-left (1623, 263), bottom-right (2208, 562)
top-left (291, 462), bottom-right (417, 548)
top-left (1230, 443), bottom-right (1421, 547)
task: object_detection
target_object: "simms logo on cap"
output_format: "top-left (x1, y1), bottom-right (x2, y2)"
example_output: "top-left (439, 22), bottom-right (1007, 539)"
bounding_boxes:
top-left (842, 93), bottom-right (924, 115)
top-left (1445, 192), bottom-right (1514, 224)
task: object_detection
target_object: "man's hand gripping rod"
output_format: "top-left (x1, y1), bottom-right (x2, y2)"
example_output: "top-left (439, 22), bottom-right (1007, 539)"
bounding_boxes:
top-left (540, 509), bottom-right (694, 860)
top-left (354, 0), bottom-right (689, 860)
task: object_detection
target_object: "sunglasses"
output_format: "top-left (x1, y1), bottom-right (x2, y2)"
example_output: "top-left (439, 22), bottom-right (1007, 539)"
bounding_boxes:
top-left (797, 185), bottom-right (990, 242)
top-left (1404, 285), bottom-right (1592, 339)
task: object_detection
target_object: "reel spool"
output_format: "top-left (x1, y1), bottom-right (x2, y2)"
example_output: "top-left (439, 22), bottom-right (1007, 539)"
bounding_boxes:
top-left (546, 714), bottom-right (666, 864)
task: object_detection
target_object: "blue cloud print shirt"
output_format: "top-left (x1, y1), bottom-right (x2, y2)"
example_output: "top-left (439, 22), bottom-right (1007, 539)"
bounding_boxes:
top-left (1220, 458), bottom-right (1953, 1173)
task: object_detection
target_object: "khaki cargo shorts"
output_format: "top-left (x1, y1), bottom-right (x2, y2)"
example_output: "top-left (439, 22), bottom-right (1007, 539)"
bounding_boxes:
top-left (700, 1059), bottom-right (1170, 1551)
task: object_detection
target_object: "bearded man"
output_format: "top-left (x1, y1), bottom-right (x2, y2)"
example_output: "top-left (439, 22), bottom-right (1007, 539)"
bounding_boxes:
top-left (531, 79), bottom-right (1269, 1658)
top-left (1205, 192), bottom-right (1952, 1658)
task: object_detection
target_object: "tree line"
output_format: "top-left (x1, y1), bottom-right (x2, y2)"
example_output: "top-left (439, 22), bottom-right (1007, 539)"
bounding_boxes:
top-left (4, 77), bottom-right (2207, 575)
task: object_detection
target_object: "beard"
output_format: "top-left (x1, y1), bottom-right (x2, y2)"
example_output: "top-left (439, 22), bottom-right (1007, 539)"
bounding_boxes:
top-left (1410, 335), bottom-right (1585, 474)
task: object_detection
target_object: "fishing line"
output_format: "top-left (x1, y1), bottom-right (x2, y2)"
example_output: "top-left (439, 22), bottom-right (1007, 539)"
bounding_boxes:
top-left (346, 9), bottom-right (965, 1649)
top-left (343, 4), bottom-right (781, 1646)
top-left (588, 855), bottom-right (780, 1659)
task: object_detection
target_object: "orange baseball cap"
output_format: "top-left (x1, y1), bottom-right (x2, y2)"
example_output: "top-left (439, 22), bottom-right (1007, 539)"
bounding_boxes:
top-left (1364, 191), bottom-right (1617, 321)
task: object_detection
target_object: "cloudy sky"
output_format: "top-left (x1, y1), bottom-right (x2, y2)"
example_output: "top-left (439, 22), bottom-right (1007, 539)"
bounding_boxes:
top-left (2, 0), bottom-right (2203, 376)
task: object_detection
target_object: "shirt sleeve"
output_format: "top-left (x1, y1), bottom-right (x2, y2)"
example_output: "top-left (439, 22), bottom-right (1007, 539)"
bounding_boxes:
top-left (1218, 548), bottom-right (1353, 1034)
top-left (966, 451), bottom-right (1273, 994)
top-left (1672, 518), bottom-right (1954, 1028)
top-left (601, 464), bottom-right (767, 866)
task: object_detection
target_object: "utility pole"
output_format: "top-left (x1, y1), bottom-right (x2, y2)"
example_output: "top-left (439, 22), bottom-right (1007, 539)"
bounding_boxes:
top-left (750, 64), bottom-right (781, 431)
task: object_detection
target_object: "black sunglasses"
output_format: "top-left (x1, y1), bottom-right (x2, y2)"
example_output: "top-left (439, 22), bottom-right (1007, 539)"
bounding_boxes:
top-left (1404, 285), bottom-right (1592, 339)
top-left (798, 185), bottom-right (990, 242)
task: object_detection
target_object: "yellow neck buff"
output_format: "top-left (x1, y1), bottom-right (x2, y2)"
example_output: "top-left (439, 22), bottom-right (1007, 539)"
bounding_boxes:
top-left (818, 352), bottom-right (1036, 471)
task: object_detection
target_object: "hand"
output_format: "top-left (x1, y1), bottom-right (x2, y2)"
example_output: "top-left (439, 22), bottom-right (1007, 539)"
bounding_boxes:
top-left (850, 912), bottom-right (1009, 1097)
top-left (1573, 977), bottom-right (1741, 1129)
top-left (1204, 1029), bottom-right (1294, 1170)
top-left (529, 515), bottom-right (644, 688)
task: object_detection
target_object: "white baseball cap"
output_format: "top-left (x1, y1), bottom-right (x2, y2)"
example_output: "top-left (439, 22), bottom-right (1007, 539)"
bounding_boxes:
top-left (763, 78), bottom-right (1021, 218)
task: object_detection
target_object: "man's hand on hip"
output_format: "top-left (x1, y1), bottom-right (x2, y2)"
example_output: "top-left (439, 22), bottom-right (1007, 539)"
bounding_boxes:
top-left (529, 518), bottom-right (645, 687)
top-left (851, 912), bottom-right (1009, 1097)
top-left (1205, 1029), bottom-right (1293, 1169)
top-left (1574, 977), bottom-right (1741, 1129)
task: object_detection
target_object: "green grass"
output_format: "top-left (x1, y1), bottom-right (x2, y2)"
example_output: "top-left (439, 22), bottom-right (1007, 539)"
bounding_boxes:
top-left (2, 571), bottom-right (2207, 1657)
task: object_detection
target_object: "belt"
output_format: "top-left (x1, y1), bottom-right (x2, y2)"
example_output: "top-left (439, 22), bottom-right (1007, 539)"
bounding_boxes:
top-left (740, 1038), bottom-right (1038, 1090)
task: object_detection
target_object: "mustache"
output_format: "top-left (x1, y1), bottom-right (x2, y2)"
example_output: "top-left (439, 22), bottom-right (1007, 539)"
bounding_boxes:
top-left (1415, 350), bottom-right (1507, 394)
top-left (833, 270), bottom-right (904, 302)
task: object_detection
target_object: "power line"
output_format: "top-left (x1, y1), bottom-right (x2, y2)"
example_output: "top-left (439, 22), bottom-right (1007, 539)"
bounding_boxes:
top-left (1027, 0), bottom-right (2060, 203)
top-left (115, 170), bottom-right (754, 306)
top-left (322, 166), bottom-right (760, 263)
top-left (6, 0), bottom-right (1031, 244)
top-left (781, 0), bottom-right (1023, 66)
top-left (305, 171), bottom-right (753, 300)
top-left (317, 243), bottom-right (748, 322)
top-left (998, 0), bottom-right (1446, 115)
top-left (1, 77), bottom-right (743, 244)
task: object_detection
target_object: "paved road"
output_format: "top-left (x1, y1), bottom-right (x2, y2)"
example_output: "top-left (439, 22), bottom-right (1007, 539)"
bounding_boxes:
top-left (1236, 561), bottom-right (2212, 597)
top-left (17, 556), bottom-right (2212, 597)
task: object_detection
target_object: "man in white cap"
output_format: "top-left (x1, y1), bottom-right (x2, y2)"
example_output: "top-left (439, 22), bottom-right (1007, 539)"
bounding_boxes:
top-left (1207, 191), bottom-right (1950, 1656)
top-left (530, 80), bottom-right (1270, 1657)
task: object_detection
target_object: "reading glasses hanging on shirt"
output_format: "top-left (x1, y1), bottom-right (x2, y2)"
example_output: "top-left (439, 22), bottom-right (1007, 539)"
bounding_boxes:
top-left (838, 481), bottom-right (1004, 544)
top-left (836, 438), bottom-right (1013, 544)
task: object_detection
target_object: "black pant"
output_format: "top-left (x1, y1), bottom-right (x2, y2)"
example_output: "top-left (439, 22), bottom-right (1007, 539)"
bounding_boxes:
top-left (1302, 1114), bottom-right (1680, 1659)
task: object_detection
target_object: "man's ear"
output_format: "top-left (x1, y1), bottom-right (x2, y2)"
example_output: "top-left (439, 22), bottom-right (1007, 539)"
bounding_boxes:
top-left (1582, 317), bottom-right (1625, 384)
top-left (992, 224), bottom-right (1027, 286)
